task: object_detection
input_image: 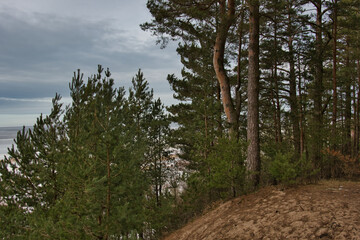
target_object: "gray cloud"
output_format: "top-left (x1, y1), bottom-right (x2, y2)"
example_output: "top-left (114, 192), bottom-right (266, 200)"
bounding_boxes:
top-left (0, 1), bottom-right (182, 127)
top-left (0, 5), bottom-right (180, 84)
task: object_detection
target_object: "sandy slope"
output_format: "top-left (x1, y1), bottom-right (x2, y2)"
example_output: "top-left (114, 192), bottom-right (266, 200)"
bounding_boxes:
top-left (164, 180), bottom-right (360, 240)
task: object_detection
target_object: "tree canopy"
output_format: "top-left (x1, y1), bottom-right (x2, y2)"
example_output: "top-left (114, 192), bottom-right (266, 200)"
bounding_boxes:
top-left (1, 0), bottom-right (360, 238)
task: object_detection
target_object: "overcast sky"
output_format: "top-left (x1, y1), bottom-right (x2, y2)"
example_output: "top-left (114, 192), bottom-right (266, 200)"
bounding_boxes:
top-left (0, 0), bottom-right (182, 127)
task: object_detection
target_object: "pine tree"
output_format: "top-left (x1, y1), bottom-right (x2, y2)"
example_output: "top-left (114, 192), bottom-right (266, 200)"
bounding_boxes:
top-left (166, 44), bottom-right (224, 201)
top-left (0, 66), bottom-right (157, 239)
top-left (0, 94), bottom-right (66, 239)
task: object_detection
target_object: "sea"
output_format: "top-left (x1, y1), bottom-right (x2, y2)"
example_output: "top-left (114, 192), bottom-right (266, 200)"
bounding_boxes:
top-left (0, 126), bottom-right (26, 159)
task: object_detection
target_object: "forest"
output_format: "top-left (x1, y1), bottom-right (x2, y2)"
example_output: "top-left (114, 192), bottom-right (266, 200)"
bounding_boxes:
top-left (0, 0), bottom-right (360, 239)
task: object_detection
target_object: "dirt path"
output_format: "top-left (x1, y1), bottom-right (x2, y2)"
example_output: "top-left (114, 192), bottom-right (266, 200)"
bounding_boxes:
top-left (164, 180), bottom-right (360, 240)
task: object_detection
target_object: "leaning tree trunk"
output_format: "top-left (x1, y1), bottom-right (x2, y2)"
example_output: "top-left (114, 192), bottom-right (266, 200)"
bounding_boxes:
top-left (246, 0), bottom-right (260, 187)
top-left (213, 0), bottom-right (238, 137)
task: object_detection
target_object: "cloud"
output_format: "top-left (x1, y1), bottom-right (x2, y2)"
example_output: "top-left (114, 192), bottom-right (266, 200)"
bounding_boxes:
top-left (0, 96), bottom-right (71, 127)
top-left (0, 98), bottom-right (52, 114)
top-left (0, 6), bottom-right (180, 86)
top-left (0, 97), bottom-right (53, 102)
top-left (0, 1), bottom-right (182, 127)
top-left (0, 8), bottom-right (110, 70)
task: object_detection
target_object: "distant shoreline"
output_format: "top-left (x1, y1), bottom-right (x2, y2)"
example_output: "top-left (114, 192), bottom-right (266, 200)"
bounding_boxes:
top-left (0, 126), bottom-right (31, 129)
top-left (0, 127), bottom-right (29, 158)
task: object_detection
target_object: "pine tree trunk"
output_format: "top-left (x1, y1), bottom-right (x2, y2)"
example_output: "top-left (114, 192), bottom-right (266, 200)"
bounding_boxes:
top-left (270, 80), bottom-right (279, 142)
top-left (298, 53), bottom-right (305, 158)
top-left (155, 152), bottom-right (159, 206)
top-left (353, 87), bottom-right (357, 157)
top-left (213, 0), bottom-right (238, 136)
top-left (246, 0), bottom-right (260, 187)
top-left (344, 40), bottom-right (352, 156)
top-left (275, 69), bottom-right (282, 143)
top-left (289, 40), bottom-right (300, 159)
top-left (286, 2), bottom-right (300, 160)
top-left (158, 128), bottom-right (163, 206)
top-left (217, 83), bottom-right (223, 138)
top-left (356, 59), bottom-right (360, 155)
top-left (332, 0), bottom-right (338, 149)
top-left (273, 16), bottom-right (282, 144)
top-left (106, 146), bottom-right (111, 240)
top-left (311, 0), bottom-right (324, 172)
top-left (235, 5), bottom-right (245, 140)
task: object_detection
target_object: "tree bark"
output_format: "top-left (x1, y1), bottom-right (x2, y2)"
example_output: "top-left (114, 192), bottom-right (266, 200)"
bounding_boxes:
top-left (246, 0), bottom-right (260, 187)
top-left (331, 0), bottom-right (338, 149)
top-left (356, 59), bottom-right (360, 155)
top-left (344, 40), bottom-right (352, 156)
top-left (286, 2), bottom-right (300, 160)
top-left (105, 146), bottom-right (111, 240)
top-left (353, 86), bottom-right (358, 157)
top-left (235, 4), bottom-right (245, 140)
top-left (311, 0), bottom-right (324, 171)
top-left (298, 67), bottom-right (305, 157)
top-left (270, 78), bottom-right (279, 142)
top-left (289, 40), bottom-right (300, 159)
top-left (273, 13), bottom-right (282, 144)
top-left (213, 0), bottom-right (238, 136)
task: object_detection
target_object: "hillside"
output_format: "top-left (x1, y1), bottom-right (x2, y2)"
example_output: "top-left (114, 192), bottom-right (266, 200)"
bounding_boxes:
top-left (164, 180), bottom-right (360, 240)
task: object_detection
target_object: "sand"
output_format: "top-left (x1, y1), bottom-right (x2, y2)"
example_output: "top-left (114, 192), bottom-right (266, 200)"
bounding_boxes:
top-left (164, 180), bottom-right (360, 239)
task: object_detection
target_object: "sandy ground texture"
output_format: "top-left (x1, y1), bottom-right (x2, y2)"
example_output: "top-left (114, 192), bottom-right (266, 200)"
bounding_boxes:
top-left (164, 180), bottom-right (360, 240)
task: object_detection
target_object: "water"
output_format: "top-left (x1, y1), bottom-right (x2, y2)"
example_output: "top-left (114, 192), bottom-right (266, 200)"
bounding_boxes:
top-left (0, 127), bottom-right (25, 158)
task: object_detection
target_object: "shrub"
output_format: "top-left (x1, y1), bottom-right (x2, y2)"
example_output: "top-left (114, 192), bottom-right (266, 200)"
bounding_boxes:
top-left (268, 152), bottom-right (297, 185)
top-left (207, 137), bottom-right (247, 198)
top-left (322, 148), bottom-right (360, 178)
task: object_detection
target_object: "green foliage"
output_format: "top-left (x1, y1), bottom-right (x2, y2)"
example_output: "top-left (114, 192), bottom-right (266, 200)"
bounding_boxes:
top-left (268, 152), bottom-right (297, 185)
top-left (144, 193), bottom-right (176, 238)
top-left (165, 137), bottom-right (247, 232)
top-left (2, 0), bottom-right (360, 236)
top-left (296, 154), bottom-right (319, 182)
top-left (0, 66), bottom-right (172, 239)
top-left (207, 138), bottom-right (246, 198)
top-left (267, 152), bottom-right (319, 186)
